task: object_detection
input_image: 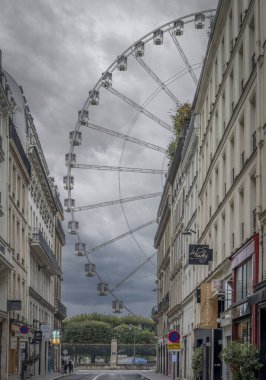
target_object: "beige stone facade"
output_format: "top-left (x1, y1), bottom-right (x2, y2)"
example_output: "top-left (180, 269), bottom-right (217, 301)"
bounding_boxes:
top-left (0, 53), bottom-right (66, 380)
top-left (154, 1), bottom-right (266, 379)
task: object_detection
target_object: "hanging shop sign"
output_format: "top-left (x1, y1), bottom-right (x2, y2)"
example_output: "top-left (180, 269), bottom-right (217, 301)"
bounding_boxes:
top-left (188, 245), bottom-right (213, 265)
top-left (32, 330), bottom-right (42, 344)
top-left (7, 300), bottom-right (21, 311)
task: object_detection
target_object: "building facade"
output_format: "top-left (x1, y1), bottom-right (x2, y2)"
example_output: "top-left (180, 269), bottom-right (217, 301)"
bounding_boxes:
top-left (0, 52), bottom-right (15, 380)
top-left (154, 0), bottom-right (266, 379)
top-left (6, 71), bottom-right (31, 379)
top-left (0, 52), bottom-right (66, 380)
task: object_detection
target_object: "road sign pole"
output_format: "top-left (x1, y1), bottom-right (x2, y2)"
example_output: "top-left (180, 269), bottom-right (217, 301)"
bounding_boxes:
top-left (173, 360), bottom-right (175, 380)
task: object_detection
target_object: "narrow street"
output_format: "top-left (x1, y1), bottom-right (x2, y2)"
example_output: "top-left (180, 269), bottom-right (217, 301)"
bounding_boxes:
top-left (65, 371), bottom-right (142, 380)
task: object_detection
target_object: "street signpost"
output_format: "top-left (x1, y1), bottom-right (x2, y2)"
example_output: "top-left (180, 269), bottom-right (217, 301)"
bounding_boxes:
top-left (167, 330), bottom-right (182, 379)
top-left (167, 342), bottom-right (182, 351)
top-left (168, 330), bottom-right (180, 343)
top-left (20, 325), bottom-right (29, 335)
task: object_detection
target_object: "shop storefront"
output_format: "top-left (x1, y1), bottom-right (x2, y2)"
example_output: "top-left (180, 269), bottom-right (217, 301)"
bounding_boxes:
top-left (231, 235), bottom-right (259, 343)
top-left (9, 322), bottom-right (33, 378)
top-left (248, 281), bottom-right (266, 379)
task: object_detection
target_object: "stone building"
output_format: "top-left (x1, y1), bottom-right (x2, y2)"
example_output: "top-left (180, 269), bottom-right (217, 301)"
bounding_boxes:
top-left (0, 52), bottom-right (15, 380)
top-left (0, 55), bottom-right (66, 380)
top-left (154, 0), bottom-right (266, 379)
top-left (6, 71), bottom-right (31, 379)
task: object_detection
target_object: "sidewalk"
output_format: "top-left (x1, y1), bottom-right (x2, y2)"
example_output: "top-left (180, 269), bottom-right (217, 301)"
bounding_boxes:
top-left (138, 370), bottom-right (169, 380)
top-left (28, 372), bottom-right (73, 380)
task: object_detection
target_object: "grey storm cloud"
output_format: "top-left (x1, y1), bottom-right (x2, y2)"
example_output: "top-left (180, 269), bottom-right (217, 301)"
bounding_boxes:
top-left (0, 0), bottom-right (218, 317)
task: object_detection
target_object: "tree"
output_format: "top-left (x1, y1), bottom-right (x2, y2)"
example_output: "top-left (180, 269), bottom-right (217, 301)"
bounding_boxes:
top-left (113, 324), bottom-right (155, 344)
top-left (167, 103), bottom-right (192, 160)
top-left (62, 313), bottom-right (156, 344)
top-left (220, 341), bottom-right (262, 380)
top-left (63, 320), bottom-right (113, 344)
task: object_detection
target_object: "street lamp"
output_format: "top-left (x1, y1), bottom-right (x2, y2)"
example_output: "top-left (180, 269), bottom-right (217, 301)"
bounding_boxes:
top-left (128, 325), bottom-right (142, 365)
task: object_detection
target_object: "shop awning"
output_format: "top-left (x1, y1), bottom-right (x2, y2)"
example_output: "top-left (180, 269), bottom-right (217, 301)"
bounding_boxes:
top-left (248, 287), bottom-right (266, 305)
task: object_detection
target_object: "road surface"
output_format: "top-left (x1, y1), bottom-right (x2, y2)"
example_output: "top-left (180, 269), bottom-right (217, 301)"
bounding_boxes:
top-left (67, 370), bottom-right (144, 379)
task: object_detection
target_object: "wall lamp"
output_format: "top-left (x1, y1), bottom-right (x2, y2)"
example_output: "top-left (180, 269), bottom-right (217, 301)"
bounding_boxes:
top-left (182, 228), bottom-right (196, 236)
top-left (38, 264), bottom-right (48, 271)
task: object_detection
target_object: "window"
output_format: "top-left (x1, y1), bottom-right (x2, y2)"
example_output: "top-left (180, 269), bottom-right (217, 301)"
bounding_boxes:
top-left (237, 319), bottom-right (251, 343)
top-left (224, 279), bottom-right (232, 310)
top-left (235, 259), bottom-right (253, 302)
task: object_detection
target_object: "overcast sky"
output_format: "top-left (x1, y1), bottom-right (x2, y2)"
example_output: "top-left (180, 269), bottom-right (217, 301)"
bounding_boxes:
top-left (0, 0), bottom-right (218, 318)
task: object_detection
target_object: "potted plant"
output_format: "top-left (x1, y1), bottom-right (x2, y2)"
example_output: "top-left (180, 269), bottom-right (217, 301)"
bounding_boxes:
top-left (192, 347), bottom-right (203, 380)
top-left (220, 341), bottom-right (262, 380)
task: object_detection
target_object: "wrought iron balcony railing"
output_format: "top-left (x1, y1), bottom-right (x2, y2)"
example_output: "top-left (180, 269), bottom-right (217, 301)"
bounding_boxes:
top-left (55, 218), bottom-right (65, 244)
top-left (56, 299), bottom-right (67, 319)
top-left (9, 119), bottom-right (31, 176)
top-left (30, 228), bottom-right (57, 270)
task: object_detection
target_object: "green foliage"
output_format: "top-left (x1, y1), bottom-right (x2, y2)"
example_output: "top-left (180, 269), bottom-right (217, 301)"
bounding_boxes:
top-left (192, 347), bottom-right (203, 378)
top-left (220, 341), bottom-right (262, 380)
top-left (63, 320), bottom-right (113, 343)
top-left (62, 313), bottom-right (156, 344)
top-left (113, 324), bottom-right (155, 344)
top-left (166, 103), bottom-right (192, 160)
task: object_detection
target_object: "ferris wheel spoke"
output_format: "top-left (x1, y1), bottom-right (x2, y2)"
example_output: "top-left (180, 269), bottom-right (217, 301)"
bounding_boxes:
top-left (85, 121), bottom-right (166, 153)
top-left (70, 163), bottom-right (167, 175)
top-left (110, 252), bottom-right (156, 292)
top-left (104, 86), bottom-right (173, 132)
top-left (72, 192), bottom-right (162, 212)
top-left (133, 53), bottom-right (182, 106)
top-left (169, 30), bottom-right (198, 86)
top-left (87, 219), bottom-right (157, 255)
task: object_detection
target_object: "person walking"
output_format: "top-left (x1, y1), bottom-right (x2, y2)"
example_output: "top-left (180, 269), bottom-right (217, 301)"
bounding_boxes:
top-left (64, 360), bottom-right (68, 374)
top-left (68, 360), bottom-right (73, 373)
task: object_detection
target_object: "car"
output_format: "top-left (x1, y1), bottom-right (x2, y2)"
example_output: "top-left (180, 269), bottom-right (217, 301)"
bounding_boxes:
top-left (120, 357), bottom-right (148, 365)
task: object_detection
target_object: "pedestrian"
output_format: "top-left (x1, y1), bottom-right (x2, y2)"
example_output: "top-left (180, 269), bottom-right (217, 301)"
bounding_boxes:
top-left (68, 360), bottom-right (73, 373)
top-left (64, 361), bottom-right (68, 374)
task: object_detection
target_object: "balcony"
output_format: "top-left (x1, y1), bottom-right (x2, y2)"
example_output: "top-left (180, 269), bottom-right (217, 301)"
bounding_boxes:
top-left (9, 119), bottom-right (31, 176)
top-left (55, 298), bottom-right (67, 320)
top-left (0, 135), bottom-right (4, 163)
top-left (55, 218), bottom-right (65, 245)
top-left (0, 241), bottom-right (12, 272)
top-left (151, 306), bottom-right (159, 322)
top-left (53, 189), bottom-right (64, 216)
top-left (30, 228), bottom-right (58, 274)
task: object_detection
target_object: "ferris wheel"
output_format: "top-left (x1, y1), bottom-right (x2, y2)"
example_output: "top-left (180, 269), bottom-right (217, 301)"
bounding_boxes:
top-left (63, 9), bottom-right (216, 316)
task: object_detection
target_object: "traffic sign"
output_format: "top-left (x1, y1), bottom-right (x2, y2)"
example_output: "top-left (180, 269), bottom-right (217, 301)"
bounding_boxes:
top-left (167, 343), bottom-right (182, 351)
top-left (63, 349), bottom-right (68, 355)
top-left (20, 325), bottom-right (29, 334)
top-left (168, 330), bottom-right (180, 343)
